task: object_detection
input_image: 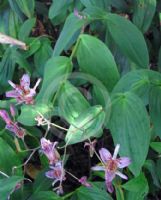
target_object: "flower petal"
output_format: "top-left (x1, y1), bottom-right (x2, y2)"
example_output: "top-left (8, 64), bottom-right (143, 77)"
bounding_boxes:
top-left (78, 176), bottom-right (91, 187)
top-left (91, 166), bottom-right (105, 171)
top-left (105, 170), bottom-right (115, 183)
top-left (105, 171), bottom-right (115, 193)
top-left (117, 157), bottom-right (131, 168)
top-left (6, 90), bottom-right (19, 98)
top-left (20, 74), bottom-right (30, 90)
top-left (115, 171), bottom-right (128, 180)
top-left (112, 144), bottom-right (120, 159)
top-left (99, 148), bottom-right (112, 163)
top-left (105, 181), bottom-right (114, 193)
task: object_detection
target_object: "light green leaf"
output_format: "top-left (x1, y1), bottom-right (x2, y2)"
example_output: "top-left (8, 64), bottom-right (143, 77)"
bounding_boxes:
top-left (65, 105), bottom-right (105, 145)
top-left (106, 13), bottom-right (149, 68)
top-left (108, 92), bottom-right (150, 175)
top-left (18, 103), bottom-right (53, 126)
top-left (76, 34), bottom-right (120, 91)
top-left (15, 0), bottom-right (35, 18)
top-left (150, 142), bottom-right (161, 153)
top-left (36, 56), bottom-right (72, 103)
top-left (58, 81), bottom-right (90, 123)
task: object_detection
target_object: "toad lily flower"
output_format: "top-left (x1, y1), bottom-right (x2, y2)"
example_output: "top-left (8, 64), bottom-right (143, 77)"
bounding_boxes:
top-left (92, 144), bottom-right (131, 193)
top-left (0, 109), bottom-right (25, 138)
top-left (40, 138), bottom-right (60, 165)
top-left (6, 74), bottom-right (41, 105)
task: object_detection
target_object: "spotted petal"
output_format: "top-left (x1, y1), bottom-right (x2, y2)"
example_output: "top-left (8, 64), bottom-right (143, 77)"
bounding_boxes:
top-left (105, 171), bottom-right (115, 193)
top-left (115, 171), bottom-right (128, 180)
top-left (99, 148), bottom-right (112, 163)
top-left (6, 90), bottom-right (19, 98)
top-left (91, 165), bottom-right (105, 171)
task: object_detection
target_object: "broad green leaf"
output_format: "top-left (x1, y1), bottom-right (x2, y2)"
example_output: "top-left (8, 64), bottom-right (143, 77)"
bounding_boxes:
top-left (112, 70), bottom-right (150, 105)
top-left (0, 176), bottom-right (23, 200)
top-left (76, 182), bottom-right (113, 200)
top-left (0, 138), bottom-right (22, 175)
top-left (106, 13), bottom-right (149, 68)
top-left (150, 142), bottom-right (161, 153)
top-left (34, 38), bottom-right (52, 76)
top-left (123, 173), bottom-right (149, 200)
top-left (18, 18), bottom-right (36, 41)
top-left (65, 105), bottom-right (105, 145)
top-left (36, 56), bottom-right (72, 103)
top-left (18, 103), bottom-right (53, 126)
top-left (28, 191), bottom-right (61, 200)
top-left (108, 92), bottom-right (150, 175)
top-left (58, 81), bottom-right (90, 123)
top-left (76, 34), bottom-right (120, 91)
top-left (15, 0), bottom-right (35, 18)
top-left (53, 13), bottom-right (87, 56)
top-left (49, 0), bottom-right (72, 19)
top-left (149, 85), bottom-right (161, 137)
top-left (133, 0), bottom-right (156, 33)
top-left (80, 0), bottom-right (111, 9)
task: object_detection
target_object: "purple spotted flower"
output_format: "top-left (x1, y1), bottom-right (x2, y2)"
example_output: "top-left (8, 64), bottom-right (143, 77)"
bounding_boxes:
top-left (0, 109), bottom-right (25, 138)
top-left (6, 74), bottom-right (41, 105)
top-left (92, 144), bottom-right (131, 193)
top-left (40, 138), bottom-right (60, 165)
top-left (78, 176), bottom-right (91, 187)
top-left (45, 161), bottom-right (66, 184)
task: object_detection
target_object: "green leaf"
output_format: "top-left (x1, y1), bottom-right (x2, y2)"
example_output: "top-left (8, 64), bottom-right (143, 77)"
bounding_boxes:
top-left (133, 0), bottom-right (156, 33)
top-left (144, 160), bottom-right (160, 188)
top-left (108, 92), bottom-right (150, 175)
top-left (0, 138), bottom-right (22, 175)
top-left (34, 38), bottom-right (52, 76)
top-left (36, 56), bottom-right (72, 103)
top-left (15, 0), bottom-right (35, 18)
top-left (0, 47), bottom-right (16, 94)
top-left (150, 142), bottom-right (161, 153)
top-left (76, 34), bottom-right (120, 91)
top-left (0, 176), bottom-right (23, 200)
top-left (28, 191), bottom-right (61, 200)
top-left (112, 70), bottom-right (150, 105)
top-left (18, 18), bottom-right (36, 41)
top-left (18, 103), bottom-right (53, 126)
top-left (65, 105), bottom-right (105, 145)
top-left (106, 13), bottom-right (149, 68)
top-left (76, 182), bottom-right (113, 200)
top-left (122, 173), bottom-right (149, 200)
top-left (80, 0), bottom-right (111, 9)
top-left (49, 0), bottom-right (72, 19)
top-left (58, 81), bottom-right (90, 123)
top-left (53, 13), bottom-right (87, 56)
top-left (149, 85), bottom-right (161, 137)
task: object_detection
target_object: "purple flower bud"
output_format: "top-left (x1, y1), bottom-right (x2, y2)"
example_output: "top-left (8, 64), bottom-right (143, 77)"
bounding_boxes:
top-left (78, 176), bottom-right (91, 187)
top-left (0, 110), bottom-right (12, 124)
top-left (10, 104), bottom-right (16, 117)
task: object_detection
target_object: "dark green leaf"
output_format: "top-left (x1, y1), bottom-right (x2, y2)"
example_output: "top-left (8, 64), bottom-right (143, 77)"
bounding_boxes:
top-left (133, 0), bottom-right (156, 33)
top-left (108, 92), bottom-right (150, 175)
top-left (106, 13), bottom-right (149, 68)
top-left (150, 142), bottom-right (161, 153)
top-left (0, 176), bottom-right (23, 200)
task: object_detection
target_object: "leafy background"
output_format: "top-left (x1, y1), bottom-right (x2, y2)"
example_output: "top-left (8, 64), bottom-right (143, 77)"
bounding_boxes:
top-left (0, 0), bottom-right (161, 199)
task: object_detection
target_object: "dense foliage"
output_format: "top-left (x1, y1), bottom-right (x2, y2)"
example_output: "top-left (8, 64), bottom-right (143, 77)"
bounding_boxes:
top-left (0, 0), bottom-right (161, 199)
